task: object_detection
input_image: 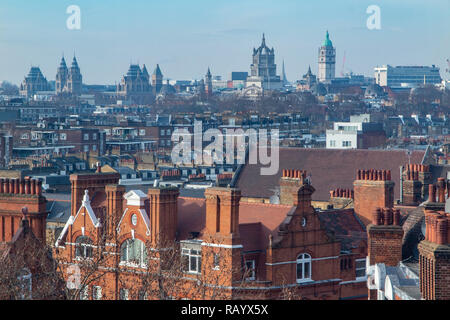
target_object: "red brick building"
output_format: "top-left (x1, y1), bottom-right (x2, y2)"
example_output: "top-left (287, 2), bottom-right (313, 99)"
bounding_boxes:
top-left (54, 168), bottom-right (369, 300)
top-left (0, 177), bottom-right (60, 299)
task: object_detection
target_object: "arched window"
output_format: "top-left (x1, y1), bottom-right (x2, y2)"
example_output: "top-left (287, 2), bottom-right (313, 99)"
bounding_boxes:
top-left (75, 236), bottom-right (93, 259)
top-left (120, 239), bottom-right (147, 267)
top-left (296, 253), bottom-right (311, 283)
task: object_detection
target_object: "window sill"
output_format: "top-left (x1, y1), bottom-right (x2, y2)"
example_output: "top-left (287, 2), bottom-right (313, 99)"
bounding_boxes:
top-left (119, 261), bottom-right (147, 269)
top-left (296, 278), bottom-right (312, 284)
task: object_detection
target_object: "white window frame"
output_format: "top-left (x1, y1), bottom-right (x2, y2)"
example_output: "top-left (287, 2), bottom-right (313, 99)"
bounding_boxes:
top-left (181, 248), bottom-right (201, 274)
top-left (120, 239), bottom-right (147, 268)
top-left (92, 286), bottom-right (102, 300)
top-left (355, 258), bottom-right (367, 280)
top-left (212, 253), bottom-right (220, 271)
top-left (119, 288), bottom-right (129, 300)
top-left (80, 285), bottom-right (89, 300)
top-left (245, 259), bottom-right (256, 281)
top-left (75, 236), bottom-right (94, 260)
top-left (296, 253), bottom-right (312, 283)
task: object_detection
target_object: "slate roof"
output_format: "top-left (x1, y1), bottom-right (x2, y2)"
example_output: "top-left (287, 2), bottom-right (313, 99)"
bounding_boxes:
top-left (236, 148), bottom-right (426, 201)
top-left (317, 209), bottom-right (367, 252)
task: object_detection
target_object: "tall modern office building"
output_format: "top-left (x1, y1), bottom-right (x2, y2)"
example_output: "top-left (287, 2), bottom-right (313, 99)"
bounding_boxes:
top-left (318, 31), bottom-right (336, 83)
top-left (374, 65), bottom-right (442, 88)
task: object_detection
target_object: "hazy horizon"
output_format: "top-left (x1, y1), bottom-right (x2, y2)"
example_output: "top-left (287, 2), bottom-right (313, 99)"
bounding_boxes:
top-left (1, 0), bottom-right (449, 85)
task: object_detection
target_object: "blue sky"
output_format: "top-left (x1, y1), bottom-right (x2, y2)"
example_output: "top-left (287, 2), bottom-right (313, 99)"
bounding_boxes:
top-left (0, 0), bottom-right (449, 84)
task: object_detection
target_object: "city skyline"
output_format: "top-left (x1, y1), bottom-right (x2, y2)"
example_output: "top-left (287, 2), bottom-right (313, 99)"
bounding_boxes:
top-left (0, 0), bottom-right (449, 85)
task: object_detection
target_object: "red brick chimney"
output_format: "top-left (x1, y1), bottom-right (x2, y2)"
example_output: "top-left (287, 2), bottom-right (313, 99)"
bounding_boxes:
top-left (204, 187), bottom-right (241, 244)
top-left (367, 207), bottom-right (404, 267)
top-left (353, 169), bottom-right (395, 226)
top-left (70, 172), bottom-right (120, 217)
top-left (105, 184), bottom-right (125, 234)
top-left (279, 169), bottom-right (308, 206)
top-left (204, 187), bottom-right (242, 286)
top-left (147, 186), bottom-right (179, 245)
top-left (402, 164), bottom-right (429, 205)
top-left (419, 210), bottom-right (450, 300)
top-left (0, 178), bottom-right (47, 242)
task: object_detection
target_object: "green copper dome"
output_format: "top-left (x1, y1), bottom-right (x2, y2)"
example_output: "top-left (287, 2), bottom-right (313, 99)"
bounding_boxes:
top-left (322, 30), bottom-right (333, 47)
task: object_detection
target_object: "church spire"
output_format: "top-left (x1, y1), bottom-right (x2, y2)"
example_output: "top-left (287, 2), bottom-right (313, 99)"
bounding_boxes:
top-left (262, 33), bottom-right (266, 47)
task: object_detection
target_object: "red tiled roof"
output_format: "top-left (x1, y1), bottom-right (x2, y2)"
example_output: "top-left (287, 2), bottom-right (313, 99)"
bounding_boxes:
top-left (236, 148), bottom-right (426, 201)
top-left (177, 197), bottom-right (365, 253)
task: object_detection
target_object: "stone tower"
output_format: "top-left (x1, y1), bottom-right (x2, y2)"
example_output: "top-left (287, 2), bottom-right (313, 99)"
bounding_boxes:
top-left (67, 56), bottom-right (83, 95)
top-left (152, 64), bottom-right (163, 95)
top-left (249, 34), bottom-right (281, 90)
top-left (56, 56), bottom-right (68, 94)
top-left (205, 67), bottom-right (213, 96)
top-left (318, 30), bottom-right (336, 83)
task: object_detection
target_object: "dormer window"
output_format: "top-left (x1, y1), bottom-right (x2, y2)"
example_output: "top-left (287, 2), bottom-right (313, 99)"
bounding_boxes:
top-left (120, 239), bottom-right (147, 267)
top-left (75, 236), bottom-right (93, 259)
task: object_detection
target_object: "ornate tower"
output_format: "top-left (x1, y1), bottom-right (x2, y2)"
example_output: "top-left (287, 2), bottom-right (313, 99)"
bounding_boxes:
top-left (67, 56), bottom-right (83, 95)
top-left (19, 67), bottom-right (49, 97)
top-left (205, 67), bottom-right (213, 96)
top-left (248, 34), bottom-right (281, 90)
top-left (151, 64), bottom-right (163, 95)
top-left (56, 56), bottom-right (68, 94)
top-left (318, 30), bottom-right (336, 83)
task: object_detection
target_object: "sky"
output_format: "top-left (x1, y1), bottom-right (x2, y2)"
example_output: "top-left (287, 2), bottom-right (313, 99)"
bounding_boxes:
top-left (0, 0), bottom-right (449, 85)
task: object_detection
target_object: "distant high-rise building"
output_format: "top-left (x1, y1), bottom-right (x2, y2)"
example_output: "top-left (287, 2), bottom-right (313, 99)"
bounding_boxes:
top-left (117, 64), bottom-right (153, 104)
top-left (318, 31), bottom-right (336, 83)
top-left (19, 66), bottom-right (50, 97)
top-left (248, 34), bottom-right (282, 90)
top-left (152, 64), bottom-right (163, 95)
top-left (56, 55), bottom-right (83, 95)
top-left (374, 65), bottom-right (442, 88)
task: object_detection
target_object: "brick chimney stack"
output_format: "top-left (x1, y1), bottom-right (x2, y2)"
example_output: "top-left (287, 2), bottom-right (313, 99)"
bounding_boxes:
top-left (70, 172), bottom-right (120, 217)
top-left (279, 169), bottom-right (309, 206)
top-left (0, 178), bottom-right (46, 242)
top-left (147, 186), bottom-right (179, 245)
top-left (204, 187), bottom-right (242, 287)
top-left (402, 164), bottom-right (430, 205)
top-left (367, 207), bottom-right (404, 267)
top-left (204, 187), bottom-right (241, 244)
top-left (419, 209), bottom-right (450, 300)
top-left (353, 169), bottom-right (395, 226)
top-left (105, 184), bottom-right (125, 234)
